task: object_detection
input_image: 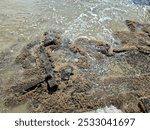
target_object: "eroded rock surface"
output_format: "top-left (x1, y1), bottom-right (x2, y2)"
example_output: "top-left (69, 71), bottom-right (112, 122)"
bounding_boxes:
top-left (2, 21), bottom-right (150, 113)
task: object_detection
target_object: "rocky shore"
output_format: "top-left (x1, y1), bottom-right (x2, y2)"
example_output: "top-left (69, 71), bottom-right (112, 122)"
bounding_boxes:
top-left (0, 20), bottom-right (150, 113)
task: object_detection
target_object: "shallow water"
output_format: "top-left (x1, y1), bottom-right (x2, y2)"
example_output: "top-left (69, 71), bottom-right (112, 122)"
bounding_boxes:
top-left (0, 0), bottom-right (150, 51)
top-left (0, 0), bottom-right (150, 112)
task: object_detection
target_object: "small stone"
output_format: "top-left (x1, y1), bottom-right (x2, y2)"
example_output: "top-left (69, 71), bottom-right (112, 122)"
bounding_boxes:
top-left (61, 66), bottom-right (73, 80)
top-left (43, 32), bottom-right (56, 47)
top-left (43, 35), bottom-right (55, 47)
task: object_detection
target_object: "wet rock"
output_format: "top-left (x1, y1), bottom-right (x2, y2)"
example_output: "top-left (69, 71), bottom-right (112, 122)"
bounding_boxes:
top-left (43, 31), bottom-right (62, 49)
top-left (43, 32), bottom-right (55, 47)
top-left (69, 41), bottom-right (87, 55)
top-left (15, 44), bottom-right (37, 69)
top-left (126, 20), bottom-right (150, 35)
top-left (47, 84), bottom-right (58, 94)
top-left (137, 45), bottom-right (150, 54)
top-left (112, 20), bottom-right (150, 55)
top-left (36, 46), bottom-right (53, 75)
top-left (125, 20), bottom-right (143, 32)
top-left (62, 38), bottom-right (71, 48)
top-left (61, 66), bottom-right (73, 80)
top-left (10, 78), bottom-right (45, 93)
top-left (139, 97), bottom-right (150, 113)
top-left (96, 46), bottom-right (108, 55)
top-left (70, 36), bottom-right (110, 55)
top-left (6, 31), bottom-right (61, 95)
top-left (76, 56), bottom-right (91, 68)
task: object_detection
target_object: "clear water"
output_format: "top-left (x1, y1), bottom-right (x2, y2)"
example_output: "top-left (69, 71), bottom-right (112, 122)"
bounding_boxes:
top-left (0, 0), bottom-right (150, 112)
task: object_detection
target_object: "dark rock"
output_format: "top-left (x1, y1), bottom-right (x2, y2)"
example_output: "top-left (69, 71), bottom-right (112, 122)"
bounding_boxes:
top-left (43, 35), bottom-right (55, 47)
top-left (133, 0), bottom-right (150, 5)
top-left (37, 46), bottom-right (53, 74)
top-left (61, 66), bottom-right (73, 80)
top-left (139, 98), bottom-right (150, 113)
top-left (42, 31), bottom-right (63, 52)
top-left (43, 31), bottom-right (62, 48)
top-left (10, 77), bottom-right (45, 93)
top-left (47, 84), bottom-right (58, 94)
top-left (96, 46), bottom-right (108, 55)
top-left (10, 42), bottom-right (57, 94)
top-left (46, 76), bottom-right (58, 93)
top-left (125, 20), bottom-right (150, 36)
top-left (125, 20), bottom-right (143, 32)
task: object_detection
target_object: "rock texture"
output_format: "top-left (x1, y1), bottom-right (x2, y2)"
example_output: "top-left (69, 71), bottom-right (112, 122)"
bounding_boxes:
top-left (2, 20), bottom-right (150, 113)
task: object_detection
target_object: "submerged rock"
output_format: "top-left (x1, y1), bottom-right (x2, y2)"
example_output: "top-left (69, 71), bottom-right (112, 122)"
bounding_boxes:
top-left (61, 66), bottom-right (74, 80)
top-left (42, 31), bottom-right (62, 50)
top-left (43, 31), bottom-right (58, 47)
top-left (139, 97), bottom-right (150, 112)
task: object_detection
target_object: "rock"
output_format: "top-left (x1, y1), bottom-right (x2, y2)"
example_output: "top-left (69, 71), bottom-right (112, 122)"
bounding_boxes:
top-left (125, 20), bottom-right (150, 35)
top-left (47, 84), bottom-right (58, 94)
top-left (96, 46), bottom-right (108, 55)
top-left (61, 66), bottom-right (73, 80)
top-left (43, 32), bottom-right (55, 47)
top-left (15, 49), bottom-right (36, 69)
top-left (139, 97), bottom-right (150, 113)
top-left (125, 20), bottom-right (143, 32)
top-left (43, 31), bottom-right (62, 49)
top-left (10, 78), bottom-right (46, 93)
top-left (112, 20), bottom-right (150, 55)
top-left (15, 41), bottom-right (40, 69)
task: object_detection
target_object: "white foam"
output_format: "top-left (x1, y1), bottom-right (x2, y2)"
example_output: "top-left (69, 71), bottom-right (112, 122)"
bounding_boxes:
top-left (89, 105), bottom-right (122, 113)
